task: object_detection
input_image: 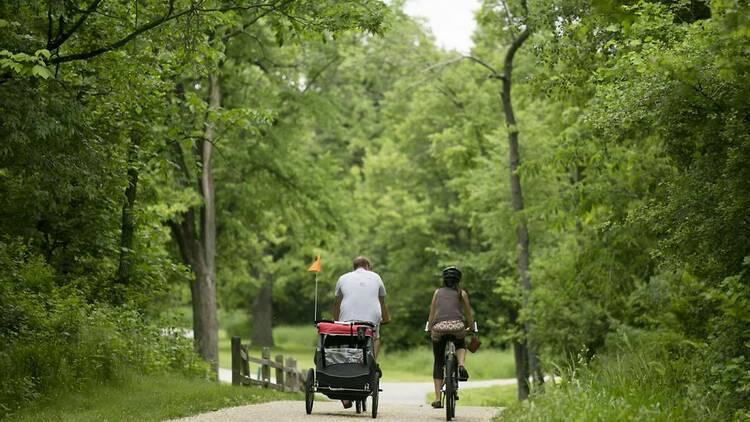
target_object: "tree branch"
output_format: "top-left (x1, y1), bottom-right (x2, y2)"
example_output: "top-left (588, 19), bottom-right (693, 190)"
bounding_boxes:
top-left (303, 56), bottom-right (340, 93)
top-left (503, 27), bottom-right (530, 80)
top-left (464, 55), bottom-right (504, 80)
top-left (168, 212), bottom-right (198, 269)
top-left (196, 2), bottom-right (277, 13)
top-left (499, 0), bottom-right (517, 41)
top-left (47, 2), bottom-right (54, 48)
top-left (434, 78), bottom-right (465, 109)
top-left (45, 0), bottom-right (319, 65)
top-left (47, 0), bottom-right (105, 51)
top-left (50, 0), bottom-right (185, 64)
top-left (221, 0), bottom-right (292, 41)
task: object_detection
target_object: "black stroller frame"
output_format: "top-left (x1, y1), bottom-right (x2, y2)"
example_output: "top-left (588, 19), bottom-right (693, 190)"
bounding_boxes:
top-left (304, 320), bottom-right (381, 418)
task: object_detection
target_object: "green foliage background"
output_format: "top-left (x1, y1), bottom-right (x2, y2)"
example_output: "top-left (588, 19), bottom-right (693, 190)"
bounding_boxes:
top-left (1, 0), bottom-right (749, 419)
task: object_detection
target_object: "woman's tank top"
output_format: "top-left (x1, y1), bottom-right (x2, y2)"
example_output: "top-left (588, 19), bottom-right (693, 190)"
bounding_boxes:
top-left (433, 287), bottom-right (463, 323)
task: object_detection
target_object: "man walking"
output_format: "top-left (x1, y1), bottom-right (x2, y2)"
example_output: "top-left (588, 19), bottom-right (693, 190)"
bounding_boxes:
top-left (333, 256), bottom-right (390, 360)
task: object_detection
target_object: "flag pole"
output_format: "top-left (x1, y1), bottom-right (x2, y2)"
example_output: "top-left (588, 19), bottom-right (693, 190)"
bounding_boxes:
top-left (308, 255), bottom-right (321, 322)
top-left (314, 272), bottom-right (318, 322)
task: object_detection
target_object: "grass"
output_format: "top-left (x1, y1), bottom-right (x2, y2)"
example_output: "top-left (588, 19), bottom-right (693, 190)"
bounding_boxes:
top-left (220, 324), bottom-right (517, 382)
top-left (424, 384), bottom-right (518, 407)
top-left (379, 347), bottom-right (516, 381)
top-left (498, 350), bottom-right (718, 422)
top-left (7, 372), bottom-right (299, 422)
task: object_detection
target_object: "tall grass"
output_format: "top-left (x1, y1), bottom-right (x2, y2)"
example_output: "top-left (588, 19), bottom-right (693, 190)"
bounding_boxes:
top-left (499, 331), bottom-right (724, 421)
top-left (8, 372), bottom-right (298, 422)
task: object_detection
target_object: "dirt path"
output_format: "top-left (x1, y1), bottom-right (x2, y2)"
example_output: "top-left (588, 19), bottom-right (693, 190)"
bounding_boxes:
top-left (205, 369), bottom-right (509, 421)
top-left (172, 400), bottom-right (500, 422)
top-left (218, 367), bottom-right (513, 405)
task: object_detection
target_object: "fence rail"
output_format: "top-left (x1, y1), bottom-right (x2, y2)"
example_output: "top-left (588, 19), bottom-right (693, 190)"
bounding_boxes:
top-left (231, 336), bottom-right (307, 392)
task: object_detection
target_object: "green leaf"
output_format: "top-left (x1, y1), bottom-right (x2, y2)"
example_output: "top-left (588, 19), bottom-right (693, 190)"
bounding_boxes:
top-left (35, 49), bottom-right (51, 60)
top-left (31, 65), bottom-right (51, 79)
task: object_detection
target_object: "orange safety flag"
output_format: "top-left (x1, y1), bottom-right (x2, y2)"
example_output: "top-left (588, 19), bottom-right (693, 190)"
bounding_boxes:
top-left (307, 255), bottom-right (321, 273)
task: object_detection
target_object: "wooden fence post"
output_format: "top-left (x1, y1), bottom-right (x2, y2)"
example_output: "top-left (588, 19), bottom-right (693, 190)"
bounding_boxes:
top-left (275, 354), bottom-right (284, 388)
top-left (241, 345), bottom-right (250, 383)
top-left (231, 336), bottom-right (241, 386)
top-left (261, 347), bottom-right (271, 384)
top-left (286, 357), bottom-right (298, 392)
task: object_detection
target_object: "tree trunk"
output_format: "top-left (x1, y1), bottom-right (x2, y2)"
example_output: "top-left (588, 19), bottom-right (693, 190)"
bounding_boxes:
top-left (192, 72), bottom-right (221, 374)
top-left (499, 26), bottom-right (543, 397)
top-left (250, 277), bottom-right (274, 347)
top-left (168, 73), bottom-right (221, 375)
top-left (115, 133), bottom-right (141, 302)
top-left (508, 305), bottom-right (530, 400)
top-left (513, 340), bottom-right (530, 400)
top-left (191, 253), bottom-right (218, 373)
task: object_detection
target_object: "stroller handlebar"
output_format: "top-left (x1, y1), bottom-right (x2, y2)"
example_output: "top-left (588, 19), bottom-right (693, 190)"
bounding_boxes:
top-left (315, 319), bottom-right (376, 328)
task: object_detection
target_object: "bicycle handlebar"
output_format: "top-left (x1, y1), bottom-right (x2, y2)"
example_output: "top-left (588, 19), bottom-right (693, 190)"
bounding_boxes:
top-left (424, 321), bottom-right (479, 332)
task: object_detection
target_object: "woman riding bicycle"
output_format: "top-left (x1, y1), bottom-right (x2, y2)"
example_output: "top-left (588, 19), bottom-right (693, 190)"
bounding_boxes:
top-left (427, 266), bottom-right (474, 409)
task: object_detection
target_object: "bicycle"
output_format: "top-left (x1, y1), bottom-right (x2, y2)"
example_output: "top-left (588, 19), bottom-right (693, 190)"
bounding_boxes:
top-left (426, 321), bottom-right (478, 421)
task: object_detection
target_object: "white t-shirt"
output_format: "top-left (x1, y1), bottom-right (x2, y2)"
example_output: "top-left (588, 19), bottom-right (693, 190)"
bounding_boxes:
top-left (335, 268), bottom-right (386, 324)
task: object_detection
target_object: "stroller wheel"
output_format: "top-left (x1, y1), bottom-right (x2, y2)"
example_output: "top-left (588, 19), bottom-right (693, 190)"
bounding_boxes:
top-left (356, 399), bottom-right (362, 413)
top-left (371, 372), bottom-right (379, 418)
top-left (304, 368), bottom-right (315, 414)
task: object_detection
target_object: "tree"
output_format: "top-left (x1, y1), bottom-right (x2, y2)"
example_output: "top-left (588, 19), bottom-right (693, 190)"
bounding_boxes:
top-left (463, 0), bottom-right (542, 398)
top-left (164, 1), bottom-right (388, 370)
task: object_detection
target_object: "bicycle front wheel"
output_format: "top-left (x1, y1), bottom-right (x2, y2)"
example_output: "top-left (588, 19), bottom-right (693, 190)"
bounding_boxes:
top-left (445, 357), bottom-right (456, 421)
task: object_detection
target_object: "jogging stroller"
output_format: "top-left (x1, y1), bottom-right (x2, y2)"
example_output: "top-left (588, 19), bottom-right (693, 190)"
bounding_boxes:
top-left (304, 320), bottom-right (380, 418)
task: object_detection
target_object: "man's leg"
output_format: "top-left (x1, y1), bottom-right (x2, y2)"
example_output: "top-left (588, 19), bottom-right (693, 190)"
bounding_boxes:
top-left (372, 324), bottom-right (381, 360)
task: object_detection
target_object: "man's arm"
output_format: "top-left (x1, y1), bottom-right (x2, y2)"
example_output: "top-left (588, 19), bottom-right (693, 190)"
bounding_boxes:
top-left (333, 295), bottom-right (342, 321)
top-left (379, 296), bottom-right (391, 324)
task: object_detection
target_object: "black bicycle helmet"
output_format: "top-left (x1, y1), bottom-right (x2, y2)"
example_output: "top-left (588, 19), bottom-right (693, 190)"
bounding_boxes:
top-left (442, 266), bottom-right (462, 286)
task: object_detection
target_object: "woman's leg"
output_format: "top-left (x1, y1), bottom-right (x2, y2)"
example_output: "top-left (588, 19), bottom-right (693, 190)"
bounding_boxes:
top-left (433, 378), bottom-right (442, 402)
top-left (455, 338), bottom-right (469, 379)
top-left (432, 337), bottom-right (446, 403)
top-left (456, 347), bottom-right (466, 367)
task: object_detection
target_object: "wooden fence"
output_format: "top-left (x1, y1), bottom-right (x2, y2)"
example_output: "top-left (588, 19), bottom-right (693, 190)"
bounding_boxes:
top-left (231, 336), bottom-right (307, 392)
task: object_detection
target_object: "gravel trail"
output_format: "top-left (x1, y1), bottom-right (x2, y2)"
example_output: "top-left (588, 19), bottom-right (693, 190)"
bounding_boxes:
top-left (198, 370), bottom-right (510, 421)
top-left (172, 400), bottom-right (500, 422)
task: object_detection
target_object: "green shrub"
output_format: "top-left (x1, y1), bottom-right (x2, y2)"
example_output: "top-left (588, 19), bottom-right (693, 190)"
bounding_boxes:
top-left (0, 240), bottom-right (207, 417)
top-left (696, 262), bottom-right (750, 419)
